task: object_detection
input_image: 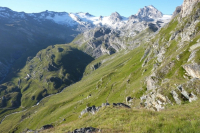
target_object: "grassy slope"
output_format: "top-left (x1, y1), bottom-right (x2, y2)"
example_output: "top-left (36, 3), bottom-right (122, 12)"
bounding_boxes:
top-left (0, 43), bottom-right (151, 132)
top-left (38, 11), bottom-right (200, 132)
top-left (2, 4), bottom-right (200, 132)
top-left (0, 44), bottom-right (94, 109)
top-left (46, 100), bottom-right (200, 133)
top-left (39, 8), bottom-right (200, 132)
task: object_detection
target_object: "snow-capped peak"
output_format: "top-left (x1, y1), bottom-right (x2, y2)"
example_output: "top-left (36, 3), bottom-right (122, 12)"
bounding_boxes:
top-left (110, 12), bottom-right (122, 20)
top-left (148, 5), bottom-right (155, 9)
top-left (0, 5), bottom-right (171, 30)
top-left (136, 5), bottom-right (163, 20)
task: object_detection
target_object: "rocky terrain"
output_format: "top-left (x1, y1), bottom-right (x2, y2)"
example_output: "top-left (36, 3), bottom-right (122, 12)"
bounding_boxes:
top-left (1, 0), bottom-right (200, 132)
top-left (0, 5), bottom-right (170, 109)
top-left (0, 5), bottom-right (171, 84)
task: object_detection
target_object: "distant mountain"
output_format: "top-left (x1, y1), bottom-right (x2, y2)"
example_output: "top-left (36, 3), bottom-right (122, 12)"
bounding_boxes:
top-left (2, 0), bottom-right (200, 132)
top-left (0, 6), bottom-right (171, 30)
top-left (136, 5), bottom-right (163, 21)
top-left (0, 5), bottom-right (171, 83)
top-left (0, 5), bottom-right (173, 110)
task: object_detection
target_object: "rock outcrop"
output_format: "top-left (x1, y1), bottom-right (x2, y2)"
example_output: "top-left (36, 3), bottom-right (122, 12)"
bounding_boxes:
top-left (69, 127), bottom-right (100, 133)
top-left (109, 12), bottom-right (122, 22)
top-left (140, 91), bottom-right (169, 111)
top-left (181, 0), bottom-right (200, 18)
top-left (171, 90), bottom-right (182, 105)
top-left (126, 96), bottom-right (134, 106)
top-left (80, 105), bottom-right (101, 117)
top-left (79, 102), bottom-right (130, 117)
top-left (172, 6), bottom-right (182, 17)
top-left (183, 63), bottom-right (200, 79)
top-left (136, 5), bottom-right (163, 21)
top-left (112, 103), bottom-right (131, 108)
top-left (41, 125), bottom-right (54, 130)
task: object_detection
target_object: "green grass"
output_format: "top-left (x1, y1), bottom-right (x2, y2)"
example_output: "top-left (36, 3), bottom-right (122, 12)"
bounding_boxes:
top-left (2, 3), bottom-right (200, 133)
top-left (0, 45), bottom-right (94, 108)
top-left (0, 43), bottom-right (150, 132)
top-left (42, 99), bottom-right (200, 133)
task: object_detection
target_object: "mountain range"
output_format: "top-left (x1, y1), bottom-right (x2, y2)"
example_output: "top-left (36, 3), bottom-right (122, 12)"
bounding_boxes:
top-left (0, 5), bottom-right (171, 29)
top-left (2, 1), bottom-right (200, 132)
top-left (0, 5), bottom-right (171, 84)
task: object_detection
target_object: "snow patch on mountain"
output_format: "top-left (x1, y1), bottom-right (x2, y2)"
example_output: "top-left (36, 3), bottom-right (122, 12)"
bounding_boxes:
top-left (45, 13), bottom-right (77, 26)
top-left (0, 6), bottom-right (172, 29)
top-left (159, 15), bottom-right (172, 20)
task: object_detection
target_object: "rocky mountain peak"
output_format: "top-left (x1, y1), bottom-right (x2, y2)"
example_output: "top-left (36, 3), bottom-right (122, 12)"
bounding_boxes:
top-left (128, 15), bottom-right (138, 21)
top-left (136, 5), bottom-right (163, 20)
top-left (172, 6), bottom-right (182, 17)
top-left (0, 7), bottom-right (11, 11)
top-left (85, 12), bottom-right (93, 16)
top-left (110, 12), bottom-right (122, 21)
top-left (181, 0), bottom-right (200, 17)
top-left (99, 16), bottom-right (103, 21)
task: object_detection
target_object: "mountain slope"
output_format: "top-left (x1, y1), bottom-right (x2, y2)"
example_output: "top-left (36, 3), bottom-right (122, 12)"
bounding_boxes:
top-left (2, 3), bottom-right (198, 133)
top-left (0, 5), bottom-right (170, 85)
top-left (0, 45), bottom-right (94, 108)
top-left (0, 10), bottom-right (80, 84)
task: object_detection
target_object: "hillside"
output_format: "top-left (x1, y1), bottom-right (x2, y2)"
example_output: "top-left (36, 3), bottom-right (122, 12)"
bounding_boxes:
top-left (1, 0), bottom-right (200, 133)
top-left (0, 5), bottom-right (170, 84)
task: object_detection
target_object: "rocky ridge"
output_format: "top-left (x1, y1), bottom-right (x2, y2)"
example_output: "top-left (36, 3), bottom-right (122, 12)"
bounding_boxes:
top-left (0, 5), bottom-right (171, 84)
top-left (138, 0), bottom-right (200, 111)
top-left (136, 5), bottom-right (163, 21)
top-left (3, 2), bottom-right (200, 133)
top-left (181, 0), bottom-right (200, 17)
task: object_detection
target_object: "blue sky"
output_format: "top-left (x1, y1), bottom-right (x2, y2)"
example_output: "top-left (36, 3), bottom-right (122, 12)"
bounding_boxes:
top-left (0, 0), bottom-right (183, 17)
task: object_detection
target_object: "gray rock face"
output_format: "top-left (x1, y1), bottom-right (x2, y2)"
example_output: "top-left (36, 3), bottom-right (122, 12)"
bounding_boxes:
top-left (183, 63), bottom-right (200, 79)
top-left (136, 5), bottom-right (163, 21)
top-left (80, 105), bottom-right (101, 117)
top-left (181, 0), bottom-right (200, 18)
top-left (171, 90), bottom-right (181, 105)
top-left (190, 43), bottom-right (200, 51)
top-left (76, 27), bottom-right (124, 58)
top-left (177, 86), bottom-right (198, 102)
top-left (146, 75), bottom-right (158, 90)
top-left (140, 91), bottom-right (168, 111)
top-left (79, 102), bottom-right (130, 118)
top-left (110, 12), bottom-right (122, 22)
top-left (172, 6), bottom-right (182, 17)
top-left (93, 27), bottom-right (111, 38)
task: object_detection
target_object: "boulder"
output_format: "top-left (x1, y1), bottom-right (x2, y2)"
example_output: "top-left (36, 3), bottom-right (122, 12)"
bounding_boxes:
top-left (40, 124), bottom-right (53, 130)
top-left (80, 105), bottom-right (101, 117)
top-left (172, 6), bottom-right (182, 17)
top-left (126, 96), bottom-right (134, 105)
top-left (178, 85), bottom-right (198, 102)
top-left (183, 63), bottom-right (200, 79)
top-left (140, 91), bottom-right (167, 111)
top-left (146, 76), bottom-right (157, 90)
top-left (102, 103), bottom-right (110, 107)
top-left (171, 90), bottom-right (181, 105)
top-left (70, 127), bottom-right (100, 133)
